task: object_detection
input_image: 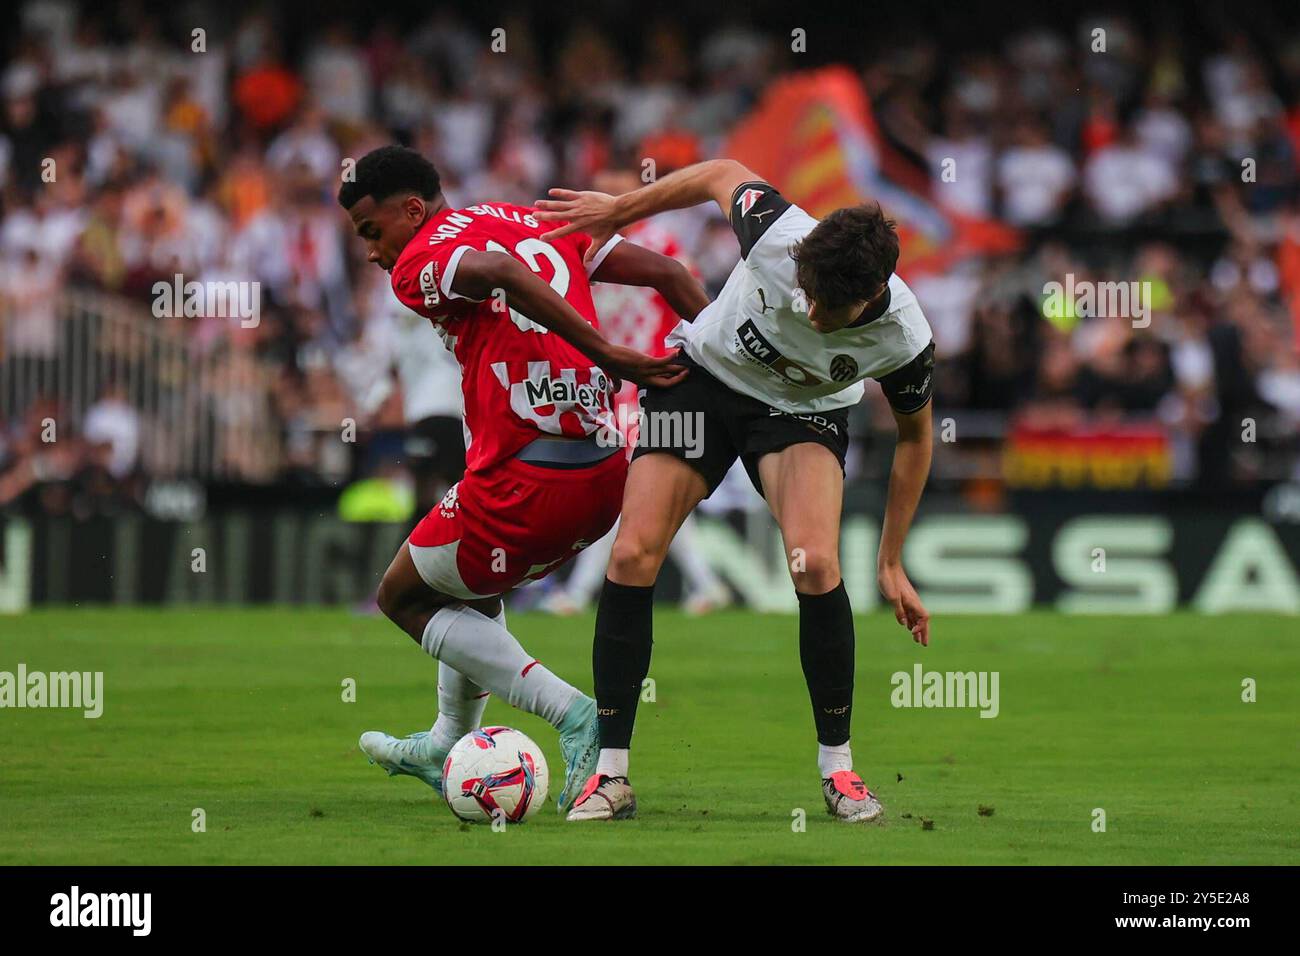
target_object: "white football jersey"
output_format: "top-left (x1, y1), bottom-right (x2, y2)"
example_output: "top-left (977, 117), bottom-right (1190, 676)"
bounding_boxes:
top-left (665, 182), bottom-right (934, 414)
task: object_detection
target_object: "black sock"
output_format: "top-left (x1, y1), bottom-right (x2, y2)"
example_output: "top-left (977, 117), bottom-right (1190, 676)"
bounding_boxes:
top-left (797, 581), bottom-right (855, 746)
top-left (592, 578), bottom-right (655, 751)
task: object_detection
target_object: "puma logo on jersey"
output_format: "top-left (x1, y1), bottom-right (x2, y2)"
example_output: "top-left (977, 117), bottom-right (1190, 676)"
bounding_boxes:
top-left (751, 208), bottom-right (775, 223)
top-left (736, 188), bottom-right (766, 216)
top-left (756, 288), bottom-right (774, 313)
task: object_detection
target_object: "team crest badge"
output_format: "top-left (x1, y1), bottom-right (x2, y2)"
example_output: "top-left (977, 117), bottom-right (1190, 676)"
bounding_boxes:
top-left (830, 354), bottom-right (858, 382)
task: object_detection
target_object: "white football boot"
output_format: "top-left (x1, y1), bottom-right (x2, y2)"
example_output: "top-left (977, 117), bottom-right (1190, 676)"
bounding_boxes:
top-left (823, 770), bottom-right (884, 823)
top-left (565, 774), bottom-right (638, 821)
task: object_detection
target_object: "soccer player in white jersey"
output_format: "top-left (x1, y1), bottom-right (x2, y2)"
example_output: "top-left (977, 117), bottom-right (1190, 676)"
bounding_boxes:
top-left (536, 159), bottom-right (934, 823)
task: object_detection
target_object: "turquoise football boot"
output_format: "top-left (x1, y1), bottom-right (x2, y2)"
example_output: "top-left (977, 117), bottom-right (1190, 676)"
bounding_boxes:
top-left (358, 730), bottom-right (447, 793)
top-left (555, 696), bottom-right (600, 812)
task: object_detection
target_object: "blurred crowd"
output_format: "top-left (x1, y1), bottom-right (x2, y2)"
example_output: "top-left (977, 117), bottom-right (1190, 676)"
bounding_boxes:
top-left (1, 1), bottom-right (1299, 517)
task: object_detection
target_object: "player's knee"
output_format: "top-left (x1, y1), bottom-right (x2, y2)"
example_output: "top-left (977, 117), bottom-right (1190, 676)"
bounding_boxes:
top-left (790, 548), bottom-right (840, 594)
top-left (465, 596), bottom-right (502, 619)
top-left (377, 572), bottom-right (426, 632)
top-left (376, 572), bottom-right (411, 627)
top-left (607, 534), bottom-right (667, 586)
top-left (377, 576), bottom-right (440, 642)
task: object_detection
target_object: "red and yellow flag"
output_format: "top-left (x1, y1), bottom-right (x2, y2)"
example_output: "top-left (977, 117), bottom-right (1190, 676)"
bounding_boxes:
top-left (725, 66), bottom-right (1019, 277)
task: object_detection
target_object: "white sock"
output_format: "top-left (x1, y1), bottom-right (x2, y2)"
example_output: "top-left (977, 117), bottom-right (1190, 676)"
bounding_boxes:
top-left (422, 604), bottom-right (582, 728)
top-left (429, 663), bottom-right (490, 752)
top-left (596, 748), bottom-right (629, 779)
top-left (818, 742), bottom-right (853, 777)
top-left (428, 606), bottom-right (502, 751)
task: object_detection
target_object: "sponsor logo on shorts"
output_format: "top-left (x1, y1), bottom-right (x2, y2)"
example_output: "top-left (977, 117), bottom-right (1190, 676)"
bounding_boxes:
top-left (736, 320), bottom-right (825, 387)
top-left (768, 408), bottom-right (841, 437)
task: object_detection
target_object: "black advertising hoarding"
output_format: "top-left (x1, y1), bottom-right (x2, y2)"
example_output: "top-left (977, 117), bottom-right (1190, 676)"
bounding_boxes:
top-left (2, 495), bottom-right (1298, 614)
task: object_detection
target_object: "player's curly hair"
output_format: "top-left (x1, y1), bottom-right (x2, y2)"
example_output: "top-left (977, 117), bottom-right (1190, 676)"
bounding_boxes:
top-left (337, 145), bottom-right (442, 209)
top-left (791, 203), bottom-right (899, 309)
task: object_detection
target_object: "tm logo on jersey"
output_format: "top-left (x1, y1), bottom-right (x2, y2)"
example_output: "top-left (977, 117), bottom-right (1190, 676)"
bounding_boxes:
top-left (736, 319), bottom-right (825, 387)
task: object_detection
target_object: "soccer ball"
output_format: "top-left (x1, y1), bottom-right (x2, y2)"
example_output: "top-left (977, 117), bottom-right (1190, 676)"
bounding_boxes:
top-left (442, 727), bottom-right (550, 823)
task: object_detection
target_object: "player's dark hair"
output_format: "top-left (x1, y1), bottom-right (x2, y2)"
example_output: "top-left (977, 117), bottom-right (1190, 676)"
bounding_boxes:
top-left (791, 203), bottom-right (899, 309)
top-left (337, 145), bottom-right (441, 209)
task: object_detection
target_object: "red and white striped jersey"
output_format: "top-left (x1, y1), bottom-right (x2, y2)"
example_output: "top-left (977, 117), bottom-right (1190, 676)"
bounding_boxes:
top-left (389, 202), bottom-right (622, 473)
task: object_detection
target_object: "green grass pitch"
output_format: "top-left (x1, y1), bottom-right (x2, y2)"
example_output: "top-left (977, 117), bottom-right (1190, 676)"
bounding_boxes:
top-left (1, 608), bottom-right (1296, 865)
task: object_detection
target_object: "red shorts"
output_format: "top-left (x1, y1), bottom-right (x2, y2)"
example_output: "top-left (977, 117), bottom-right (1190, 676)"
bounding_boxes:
top-left (407, 451), bottom-right (627, 599)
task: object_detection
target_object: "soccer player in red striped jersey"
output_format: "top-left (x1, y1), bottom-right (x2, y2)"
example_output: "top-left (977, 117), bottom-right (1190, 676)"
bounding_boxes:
top-left (338, 146), bottom-right (709, 811)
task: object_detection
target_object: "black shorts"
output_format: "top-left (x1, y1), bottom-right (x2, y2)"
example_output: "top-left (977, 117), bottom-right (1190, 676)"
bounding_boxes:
top-left (631, 355), bottom-right (850, 498)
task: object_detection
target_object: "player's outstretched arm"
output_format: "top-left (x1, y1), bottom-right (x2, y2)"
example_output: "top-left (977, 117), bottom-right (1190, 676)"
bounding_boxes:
top-left (877, 401), bottom-right (933, 647)
top-left (451, 250), bottom-right (688, 389)
top-left (535, 159), bottom-right (763, 257)
top-left (590, 240), bottom-right (711, 322)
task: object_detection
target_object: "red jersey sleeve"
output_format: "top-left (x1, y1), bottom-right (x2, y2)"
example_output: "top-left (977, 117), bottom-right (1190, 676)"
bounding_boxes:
top-left (533, 221), bottom-right (623, 277)
top-left (390, 242), bottom-right (482, 321)
top-left (576, 232), bottom-right (624, 277)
